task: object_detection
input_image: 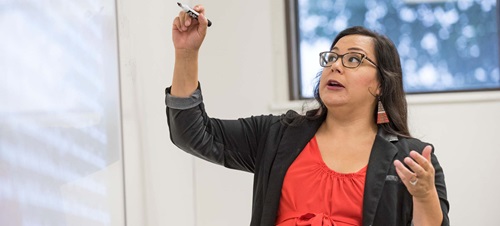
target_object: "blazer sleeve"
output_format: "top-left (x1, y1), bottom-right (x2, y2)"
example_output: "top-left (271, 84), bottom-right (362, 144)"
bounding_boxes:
top-left (165, 86), bottom-right (281, 173)
top-left (431, 146), bottom-right (450, 226)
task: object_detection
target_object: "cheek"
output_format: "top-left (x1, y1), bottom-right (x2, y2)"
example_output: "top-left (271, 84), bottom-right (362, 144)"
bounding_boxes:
top-left (349, 72), bottom-right (379, 95)
top-left (356, 72), bottom-right (379, 87)
top-left (318, 70), bottom-right (329, 87)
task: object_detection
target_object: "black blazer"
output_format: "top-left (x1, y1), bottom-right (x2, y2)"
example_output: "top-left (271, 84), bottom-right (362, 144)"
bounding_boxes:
top-left (166, 87), bottom-right (450, 226)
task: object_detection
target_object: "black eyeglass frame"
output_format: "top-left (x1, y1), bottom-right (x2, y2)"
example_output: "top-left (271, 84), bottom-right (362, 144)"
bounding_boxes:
top-left (319, 51), bottom-right (379, 69)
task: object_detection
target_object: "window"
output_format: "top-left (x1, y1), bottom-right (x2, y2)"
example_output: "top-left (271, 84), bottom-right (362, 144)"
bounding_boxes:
top-left (286, 0), bottom-right (500, 99)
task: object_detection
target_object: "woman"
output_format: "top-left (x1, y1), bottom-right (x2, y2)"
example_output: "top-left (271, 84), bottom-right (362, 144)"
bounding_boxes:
top-left (167, 5), bottom-right (449, 226)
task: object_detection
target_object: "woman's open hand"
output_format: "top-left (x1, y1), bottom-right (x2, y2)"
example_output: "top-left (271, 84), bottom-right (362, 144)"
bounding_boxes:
top-left (394, 145), bottom-right (437, 200)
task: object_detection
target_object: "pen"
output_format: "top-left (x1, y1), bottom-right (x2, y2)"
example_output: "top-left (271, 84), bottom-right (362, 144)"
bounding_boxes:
top-left (177, 2), bottom-right (212, 27)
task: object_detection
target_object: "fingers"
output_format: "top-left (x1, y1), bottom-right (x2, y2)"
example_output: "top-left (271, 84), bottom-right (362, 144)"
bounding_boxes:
top-left (408, 146), bottom-right (434, 173)
top-left (189, 5), bottom-right (207, 28)
top-left (182, 9), bottom-right (192, 27)
top-left (193, 5), bottom-right (206, 15)
top-left (176, 10), bottom-right (189, 31)
top-left (410, 146), bottom-right (432, 163)
top-left (404, 155), bottom-right (425, 175)
top-left (174, 5), bottom-right (207, 32)
top-left (394, 146), bottom-right (433, 180)
top-left (421, 145), bottom-right (433, 162)
top-left (197, 13), bottom-right (208, 34)
top-left (394, 146), bottom-right (438, 199)
top-left (394, 160), bottom-right (415, 182)
top-left (173, 16), bottom-right (181, 31)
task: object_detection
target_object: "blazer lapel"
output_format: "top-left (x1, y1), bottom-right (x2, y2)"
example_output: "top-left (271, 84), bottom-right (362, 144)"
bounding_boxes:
top-left (260, 116), bottom-right (324, 224)
top-left (362, 134), bottom-right (399, 226)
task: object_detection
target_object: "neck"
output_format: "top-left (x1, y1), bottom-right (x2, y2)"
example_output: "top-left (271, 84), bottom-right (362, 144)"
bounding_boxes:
top-left (319, 106), bottom-right (378, 139)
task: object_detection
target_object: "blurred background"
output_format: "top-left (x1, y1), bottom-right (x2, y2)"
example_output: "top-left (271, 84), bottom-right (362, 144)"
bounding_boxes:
top-left (295, 0), bottom-right (499, 97)
top-left (1, 0), bottom-right (499, 225)
top-left (0, 1), bottom-right (124, 225)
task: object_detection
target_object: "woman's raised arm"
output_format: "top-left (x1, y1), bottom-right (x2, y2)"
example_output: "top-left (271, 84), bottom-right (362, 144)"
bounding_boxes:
top-left (171, 5), bottom-right (208, 97)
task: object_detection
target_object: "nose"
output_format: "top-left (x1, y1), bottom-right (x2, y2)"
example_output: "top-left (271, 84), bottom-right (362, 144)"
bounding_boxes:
top-left (329, 57), bottom-right (343, 73)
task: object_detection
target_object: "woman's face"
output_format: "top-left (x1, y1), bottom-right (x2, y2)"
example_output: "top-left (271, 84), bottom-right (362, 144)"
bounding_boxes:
top-left (319, 34), bottom-right (380, 110)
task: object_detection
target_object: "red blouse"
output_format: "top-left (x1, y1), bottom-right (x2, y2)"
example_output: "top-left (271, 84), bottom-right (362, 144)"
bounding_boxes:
top-left (276, 136), bottom-right (367, 226)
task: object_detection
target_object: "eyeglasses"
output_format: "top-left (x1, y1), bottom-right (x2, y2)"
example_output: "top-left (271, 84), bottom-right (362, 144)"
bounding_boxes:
top-left (319, 51), bottom-right (378, 69)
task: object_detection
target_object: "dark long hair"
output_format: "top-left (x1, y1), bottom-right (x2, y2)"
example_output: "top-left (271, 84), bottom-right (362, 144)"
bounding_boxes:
top-left (306, 26), bottom-right (411, 138)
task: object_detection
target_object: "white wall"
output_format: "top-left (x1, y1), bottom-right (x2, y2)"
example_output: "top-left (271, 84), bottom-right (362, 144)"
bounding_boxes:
top-left (407, 93), bottom-right (500, 225)
top-left (118, 0), bottom-right (195, 225)
top-left (118, 0), bottom-right (500, 225)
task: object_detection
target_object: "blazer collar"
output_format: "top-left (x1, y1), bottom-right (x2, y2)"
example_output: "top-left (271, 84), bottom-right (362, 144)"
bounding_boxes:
top-left (261, 115), bottom-right (324, 224)
top-left (362, 129), bottom-right (399, 226)
top-left (260, 115), bottom-right (400, 226)
top-left (378, 127), bottom-right (399, 142)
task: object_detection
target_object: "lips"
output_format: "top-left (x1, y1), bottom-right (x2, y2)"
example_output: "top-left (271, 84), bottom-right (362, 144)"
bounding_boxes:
top-left (327, 79), bottom-right (345, 88)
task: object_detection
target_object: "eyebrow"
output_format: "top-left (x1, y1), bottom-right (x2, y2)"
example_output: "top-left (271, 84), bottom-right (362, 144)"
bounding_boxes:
top-left (332, 46), bottom-right (368, 53)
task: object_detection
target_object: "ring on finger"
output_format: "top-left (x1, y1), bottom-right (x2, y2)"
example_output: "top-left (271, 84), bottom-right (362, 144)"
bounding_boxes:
top-left (409, 175), bottom-right (418, 186)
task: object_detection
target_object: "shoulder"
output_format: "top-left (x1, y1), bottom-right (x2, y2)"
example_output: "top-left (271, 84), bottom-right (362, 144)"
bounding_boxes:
top-left (393, 137), bottom-right (433, 155)
top-left (280, 109), bottom-right (324, 127)
top-left (281, 110), bottom-right (302, 123)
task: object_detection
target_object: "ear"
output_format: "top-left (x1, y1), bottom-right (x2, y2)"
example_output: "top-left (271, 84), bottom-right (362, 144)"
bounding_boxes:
top-left (376, 85), bottom-right (382, 96)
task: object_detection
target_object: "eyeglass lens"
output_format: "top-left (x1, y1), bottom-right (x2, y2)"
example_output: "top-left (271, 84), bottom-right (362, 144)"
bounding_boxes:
top-left (320, 52), bottom-right (364, 68)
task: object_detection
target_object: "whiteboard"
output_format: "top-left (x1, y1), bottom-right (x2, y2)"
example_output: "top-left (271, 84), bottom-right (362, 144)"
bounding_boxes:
top-left (0, 1), bottom-right (125, 225)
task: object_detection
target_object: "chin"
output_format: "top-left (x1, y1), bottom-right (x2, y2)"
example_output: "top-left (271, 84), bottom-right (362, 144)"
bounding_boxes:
top-left (321, 97), bottom-right (348, 108)
top-left (320, 91), bottom-right (345, 104)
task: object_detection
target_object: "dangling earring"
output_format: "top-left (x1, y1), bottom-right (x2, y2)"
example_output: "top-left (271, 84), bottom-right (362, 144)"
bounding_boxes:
top-left (377, 97), bottom-right (389, 124)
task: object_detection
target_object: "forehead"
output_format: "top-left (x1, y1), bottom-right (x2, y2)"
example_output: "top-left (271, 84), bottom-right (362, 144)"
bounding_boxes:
top-left (332, 35), bottom-right (375, 55)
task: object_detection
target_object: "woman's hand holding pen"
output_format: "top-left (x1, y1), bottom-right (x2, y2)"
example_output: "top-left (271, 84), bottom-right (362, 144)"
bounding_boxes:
top-left (171, 5), bottom-right (208, 97)
top-left (172, 4), bottom-right (208, 51)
